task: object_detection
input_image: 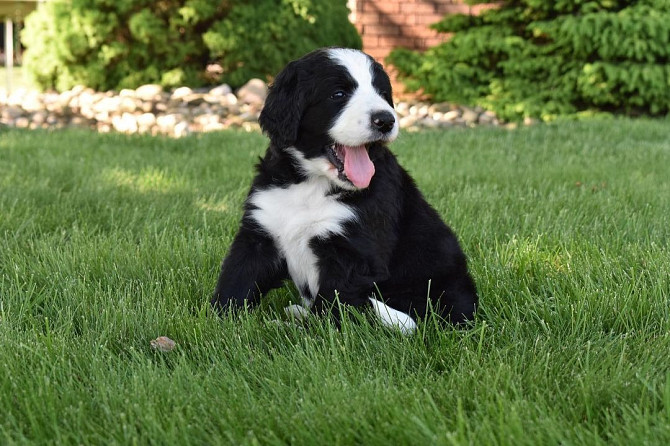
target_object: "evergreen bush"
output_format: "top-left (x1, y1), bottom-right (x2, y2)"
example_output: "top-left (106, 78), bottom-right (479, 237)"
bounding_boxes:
top-left (21, 0), bottom-right (361, 92)
top-left (388, 0), bottom-right (670, 121)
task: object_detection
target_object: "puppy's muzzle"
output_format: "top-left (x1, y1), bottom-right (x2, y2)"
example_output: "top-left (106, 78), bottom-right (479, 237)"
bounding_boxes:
top-left (371, 111), bottom-right (396, 134)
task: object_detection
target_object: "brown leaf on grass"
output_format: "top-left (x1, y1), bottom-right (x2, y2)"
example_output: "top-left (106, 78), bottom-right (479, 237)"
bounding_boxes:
top-left (150, 336), bottom-right (176, 352)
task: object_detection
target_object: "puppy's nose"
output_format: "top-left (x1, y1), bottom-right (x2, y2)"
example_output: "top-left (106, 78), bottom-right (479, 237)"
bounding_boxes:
top-left (371, 111), bottom-right (395, 133)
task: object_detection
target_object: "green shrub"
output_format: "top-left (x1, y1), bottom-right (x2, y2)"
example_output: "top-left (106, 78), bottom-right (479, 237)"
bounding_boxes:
top-left (21, 0), bottom-right (361, 92)
top-left (388, 0), bottom-right (670, 121)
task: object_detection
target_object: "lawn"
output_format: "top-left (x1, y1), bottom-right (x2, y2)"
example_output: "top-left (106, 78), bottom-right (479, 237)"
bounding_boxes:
top-left (1, 119), bottom-right (669, 445)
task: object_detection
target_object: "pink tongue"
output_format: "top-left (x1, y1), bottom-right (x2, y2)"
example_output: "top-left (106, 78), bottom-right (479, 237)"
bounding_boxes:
top-left (343, 145), bottom-right (375, 188)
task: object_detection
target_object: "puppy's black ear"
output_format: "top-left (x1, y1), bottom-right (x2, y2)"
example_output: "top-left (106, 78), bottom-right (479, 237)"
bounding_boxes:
top-left (259, 60), bottom-right (307, 148)
top-left (371, 60), bottom-right (394, 108)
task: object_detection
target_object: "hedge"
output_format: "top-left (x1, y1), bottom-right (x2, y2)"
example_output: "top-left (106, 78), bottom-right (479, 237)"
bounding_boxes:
top-left (21, 0), bottom-right (361, 92)
top-left (387, 0), bottom-right (670, 121)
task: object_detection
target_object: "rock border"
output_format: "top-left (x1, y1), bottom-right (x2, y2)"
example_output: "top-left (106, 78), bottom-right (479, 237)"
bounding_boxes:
top-left (1, 79), bottom-right (509, 137)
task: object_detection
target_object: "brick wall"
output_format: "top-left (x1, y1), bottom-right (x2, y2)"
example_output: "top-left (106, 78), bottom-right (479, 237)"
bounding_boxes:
top-left (348, 0), bottom-right (494, 93)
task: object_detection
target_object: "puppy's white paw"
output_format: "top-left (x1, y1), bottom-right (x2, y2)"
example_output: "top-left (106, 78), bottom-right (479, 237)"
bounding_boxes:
top-left (284, 304), bottom-right (310, 321)
top-left (368, 298), bottom-right (417, 335)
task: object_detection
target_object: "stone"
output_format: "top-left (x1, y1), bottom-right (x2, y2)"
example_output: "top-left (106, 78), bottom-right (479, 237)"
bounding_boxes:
top-left (194, 113), bottom-right (220, 127)
top-left (478, 110), bottom-right (498, 125)
top-left (112, 112), bottom-right (138, 133)
top-left (171, 86), bottom-right (194, 100)
top-left (70, 85), bottom-right (87, 96)
top-left (57, 90), bottom-right (76, 108)
top-left (0, 82), bottom-right (506, 136)
top-left (173, 121), bottom-right (190, 138)
top-left (237, 78), bottom-right (267, 105)
top-left (20, 92), bottom-right (44, 112)
top-left (461, 107), bottom-right (480, 125)
top-left (238, 111), bottom-right (259, 123)
top-left (395, 101), bottom-right (410, 115)
top-left (94, 111), bottom-right (110, 122)
top-left (442, 110), bottom-right (460, 122)
top-left (141, 101), bottom-right (155, 113)
top-left (156, 113), bottom-right (181, 132)
top-left (4, 106), bottom-right (25, 120)
top-left (94, 96), bottom-right (122, 114)
top-left (182, 94), bottom-right (206, 106)
top-left (225, 93), bottom-right (239, 105)
top-left (428, 102), bottom-right (454, 114)
top-left (136, 112), bottom-right (157, 129)
top-left (419, 117), bottom-right (440, 129)
top-left (70, 116), bottom-right (90, 127)
top-left (209, 84), bottom-right (232, 96)
top-left (70, 89), bottom-right (98, 110)
top-left (203, 122), bottom-right (227, 132)
top-left (32, 111), bottom-right (48, 125)
top-left (399, 115), bottom-right (419, 128)
top-left (135, 84), bottom-right (164, 101)
top-left (119, 97), bottom-right (138, 113)
top-left (15, 117), bottom-right (30, 128)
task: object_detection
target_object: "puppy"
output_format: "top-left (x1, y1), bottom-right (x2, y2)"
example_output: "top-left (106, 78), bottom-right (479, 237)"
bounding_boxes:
top-left (212, 48), bottom-right (478, 333)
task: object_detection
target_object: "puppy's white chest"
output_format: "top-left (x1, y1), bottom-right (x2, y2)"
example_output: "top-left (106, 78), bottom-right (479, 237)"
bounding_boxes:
top-left (248, 178), bottom-right (355, 298)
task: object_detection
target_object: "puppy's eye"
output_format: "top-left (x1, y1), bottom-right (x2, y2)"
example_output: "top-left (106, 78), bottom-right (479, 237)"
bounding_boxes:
top-left (330, 91), bottom-right (347, 100)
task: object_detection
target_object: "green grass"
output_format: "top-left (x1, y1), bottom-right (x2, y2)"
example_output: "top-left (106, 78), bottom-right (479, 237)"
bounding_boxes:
top-left (1, 119), bottom-right (669, 444)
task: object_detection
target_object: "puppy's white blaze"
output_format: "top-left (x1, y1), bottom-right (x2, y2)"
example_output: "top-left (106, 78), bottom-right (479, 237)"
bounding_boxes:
top-left (368, 298), bottom-right (417, 334)
top-left (249, 163), bottom-right (356, 299)
top-left (327, 49), bottom-right (399, 146)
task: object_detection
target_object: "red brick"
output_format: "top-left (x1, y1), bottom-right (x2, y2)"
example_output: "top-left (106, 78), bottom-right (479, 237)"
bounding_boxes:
top-left (435, 3), bottom-right (472, 15)
top-left (363, 24), bottom-right (402, 36)
top-left (377, 35), bottom-right (416, 48)
top-left (357, 12), bottom-right (383, 25)
top-left (365, 48), bottom-right (392, 61)
top-left (362, 34), bottom-right (379, 46)
top-left (400, 2), bottom-right (436, 14)
top-left (381, 13), bottom-right (416, 26)
top-left (362, 1), bottom-right (400, 14)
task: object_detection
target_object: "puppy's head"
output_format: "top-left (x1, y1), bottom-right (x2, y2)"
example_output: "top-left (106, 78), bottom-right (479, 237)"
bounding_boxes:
top-left (259, 48), bottom-right (398, 190)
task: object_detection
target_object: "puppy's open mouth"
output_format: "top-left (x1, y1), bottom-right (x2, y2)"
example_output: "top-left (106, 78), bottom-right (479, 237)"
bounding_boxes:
top-left (326, 143), bottom-right (376, 189)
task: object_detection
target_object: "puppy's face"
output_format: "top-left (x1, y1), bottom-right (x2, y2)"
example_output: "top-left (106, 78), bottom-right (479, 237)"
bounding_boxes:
top-left (259, 48), bottom-right (398, 190)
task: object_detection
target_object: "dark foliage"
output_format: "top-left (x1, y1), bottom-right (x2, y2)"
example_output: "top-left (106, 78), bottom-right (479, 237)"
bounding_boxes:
top-left (21, 0), bottom-right (361, 91)
top-left (388, 0), bottom-right (670, 121)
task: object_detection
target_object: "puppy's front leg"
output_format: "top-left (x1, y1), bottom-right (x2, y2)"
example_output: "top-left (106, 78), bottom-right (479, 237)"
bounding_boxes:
top-left (211, 224), bottom-right (286, 314)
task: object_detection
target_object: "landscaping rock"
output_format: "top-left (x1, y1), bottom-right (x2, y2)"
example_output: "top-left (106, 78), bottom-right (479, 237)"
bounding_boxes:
top-left (171, 86), bottom-right (194, 100)
top-left (236, 78), bottom-right (268, 105)
top-left (209, 83), bottom-right (232, 96)
top-left (1, 79), bottom-right (507, 137)
top-left (135, 84), bottom-right (164, 101)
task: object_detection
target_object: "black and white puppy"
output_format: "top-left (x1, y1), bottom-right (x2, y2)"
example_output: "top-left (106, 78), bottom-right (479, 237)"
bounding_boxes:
top-left (212, 48), bottom-right (478, 333)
